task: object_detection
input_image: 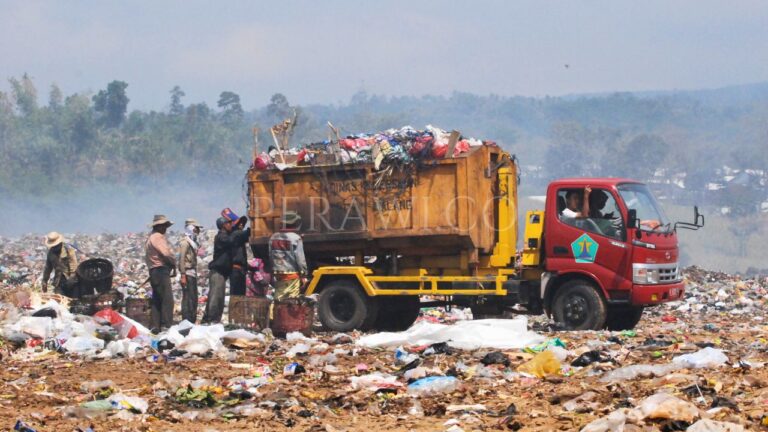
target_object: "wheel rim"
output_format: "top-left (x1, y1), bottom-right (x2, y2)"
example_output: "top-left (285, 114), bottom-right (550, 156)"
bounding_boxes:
top-left (562, 294), bottom-right (589, 327)
top-left (329, 291), bottom-right (356, 322)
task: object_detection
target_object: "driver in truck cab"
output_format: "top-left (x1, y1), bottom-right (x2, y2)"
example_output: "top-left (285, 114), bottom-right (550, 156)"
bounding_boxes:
top-left (560, 186), bottom-right (591, 219)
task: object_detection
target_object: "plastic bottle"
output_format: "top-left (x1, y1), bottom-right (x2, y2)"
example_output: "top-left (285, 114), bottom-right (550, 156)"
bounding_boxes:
top-left (408, 400), bottom-right (425, 417)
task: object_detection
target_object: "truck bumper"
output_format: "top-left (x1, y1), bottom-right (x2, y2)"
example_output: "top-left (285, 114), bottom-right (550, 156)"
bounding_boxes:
top-left (631, 281), bottom-right (685, 305)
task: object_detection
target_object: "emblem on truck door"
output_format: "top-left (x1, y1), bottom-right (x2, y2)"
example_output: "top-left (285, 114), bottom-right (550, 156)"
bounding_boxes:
top-left (571, 233), bottom-right (598, 263)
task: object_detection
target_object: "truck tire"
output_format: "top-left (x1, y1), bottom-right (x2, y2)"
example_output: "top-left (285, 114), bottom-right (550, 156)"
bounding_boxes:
top-left (605, 306), bottom-right (644, 331)
top-left (318, 280), bottom-right (378, 332)
top-left (374, 296), bottom-right (421, 331)
top-left (552, 280), bottom-right (607, 331)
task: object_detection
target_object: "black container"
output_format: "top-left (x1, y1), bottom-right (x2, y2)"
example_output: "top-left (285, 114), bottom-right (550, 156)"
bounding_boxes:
top-left (69, 295), bottom-right (95, 315)
top-left (76, 258), bottom-right (114, 294)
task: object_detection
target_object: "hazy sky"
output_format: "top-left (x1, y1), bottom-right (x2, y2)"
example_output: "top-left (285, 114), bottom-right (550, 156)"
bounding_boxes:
top-left (2, 0), bottom-right (768, 110)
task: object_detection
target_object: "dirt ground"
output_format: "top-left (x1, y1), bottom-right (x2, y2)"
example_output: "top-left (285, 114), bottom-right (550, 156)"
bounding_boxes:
top-left (1, 267), bottom-right (767, 431)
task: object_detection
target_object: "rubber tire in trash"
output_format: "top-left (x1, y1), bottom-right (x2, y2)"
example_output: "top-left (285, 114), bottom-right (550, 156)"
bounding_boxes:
top-left (604, 306), bottom-right (644, 331)
top-left (374, 296), bottom-right (421, 331)
top-left (318, 280), bottom-right (378, 332)
top-left (552, 280), bottom-right (607, 331)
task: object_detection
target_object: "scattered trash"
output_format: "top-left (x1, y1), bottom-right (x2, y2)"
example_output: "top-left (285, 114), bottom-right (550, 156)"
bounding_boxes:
top-left (517, 350), bottom-right (561, 378)
top-left (407, 376), bottom-right (460, 396)
top-left (571, 350), bottom-right (611, 367)
top-left (283, 362), bottom-right (306, 376)
top-left (480, 351), bottom-right (510, 367)
top-left (13, 420), bottom-right (37, 432)
top-left (357, 318), bottom-right (545, 350)
top-left (687, 419), bottom-right (746, 432)
top-left (349, 373), bottom-right (403, 393)
top-left (0, 244), bottom-right (763, 431)
top-left (673, 347), bottom-right (729, 369)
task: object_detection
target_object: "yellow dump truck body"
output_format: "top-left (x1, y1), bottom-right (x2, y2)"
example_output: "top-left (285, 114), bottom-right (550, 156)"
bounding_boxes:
top-left (247, 145), bottom-right (517, 273)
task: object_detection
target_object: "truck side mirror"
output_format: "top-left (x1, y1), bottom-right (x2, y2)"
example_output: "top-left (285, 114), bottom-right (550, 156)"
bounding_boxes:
top-left (628, 209), bottom-right (638, 228)
top-left (628, 209), bottom-right (641, 239)
top-left (694, 206), bottom-right (705, 227)
top-left (673, 206), bottom-right (705, 231)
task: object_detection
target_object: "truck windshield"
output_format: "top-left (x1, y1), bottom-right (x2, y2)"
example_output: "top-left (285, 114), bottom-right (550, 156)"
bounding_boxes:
top-left (617, 183), bottom-right (671, 232)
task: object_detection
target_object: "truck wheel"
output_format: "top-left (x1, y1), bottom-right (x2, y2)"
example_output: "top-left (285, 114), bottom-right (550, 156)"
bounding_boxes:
top-left (552, 280), bottom-right (607, 331)
top-left (374, 296), bottom-right (421, 331)
top-left (318, 280), bottom-right (377, 332)
top-left (605, 306), bottom-right (644, 331)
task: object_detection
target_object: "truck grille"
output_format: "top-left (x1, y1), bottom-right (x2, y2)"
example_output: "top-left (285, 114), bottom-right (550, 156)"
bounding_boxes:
top-left (658, 265), bottom-right (680, 283)
top-left (632, 262), bottom-right (681, 285)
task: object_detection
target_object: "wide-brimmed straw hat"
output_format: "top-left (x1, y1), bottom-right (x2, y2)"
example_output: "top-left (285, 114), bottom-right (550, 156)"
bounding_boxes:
top-left (149, 214), bottom-right (174, 227)
top-left (45, 231), bottom-right (64, 248)
top-left (184, 218), bottom-right (203, 228)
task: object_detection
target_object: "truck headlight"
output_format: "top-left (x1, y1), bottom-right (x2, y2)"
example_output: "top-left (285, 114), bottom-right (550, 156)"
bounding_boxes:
top-left (633, 267), bottom-right (659, 284)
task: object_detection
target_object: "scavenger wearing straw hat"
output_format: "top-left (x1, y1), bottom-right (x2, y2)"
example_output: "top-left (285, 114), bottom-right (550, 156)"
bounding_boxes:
top-left (184, 218), bottom-right (203, 228)
top-left (44, 231), bottom-right (64, 248)
top-left (149, 214), bottom-right (174, 228)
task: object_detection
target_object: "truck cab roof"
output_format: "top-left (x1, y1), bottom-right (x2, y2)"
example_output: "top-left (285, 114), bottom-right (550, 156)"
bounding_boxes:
top-left (550, 178), bottom-right (643, 188)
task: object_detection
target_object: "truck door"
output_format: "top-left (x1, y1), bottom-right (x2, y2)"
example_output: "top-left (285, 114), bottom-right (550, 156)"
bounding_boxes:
top-left (545, 186), bottom-right (633, 296)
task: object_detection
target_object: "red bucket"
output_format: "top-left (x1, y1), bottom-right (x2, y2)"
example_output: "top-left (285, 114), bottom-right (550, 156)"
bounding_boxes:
top-left (271, 302), bottom-right (314, 337)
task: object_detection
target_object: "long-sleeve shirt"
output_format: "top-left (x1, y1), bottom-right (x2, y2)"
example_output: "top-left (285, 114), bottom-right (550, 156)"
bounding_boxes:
top-left (231, 228), bottom-right (250, 268)
top-left (208, 230), bottom-right (233, 276)
top-left (178, 237), bottom-right (198, 277)
top-left (43, 245), bottom-right (78, 287)
top-left (269, 230), bottom-right (307, 275)
top-left (145, 232), bottom-right (176, 270)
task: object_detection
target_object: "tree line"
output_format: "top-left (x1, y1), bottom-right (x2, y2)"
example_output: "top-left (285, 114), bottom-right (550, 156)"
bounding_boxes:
top-left (1, 75), bottom-right (766, 214)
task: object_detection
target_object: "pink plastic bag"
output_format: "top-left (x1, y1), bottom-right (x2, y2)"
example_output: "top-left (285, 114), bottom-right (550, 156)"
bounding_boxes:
top-left (246, 258), bottom-right (271, 297)
top-left (453, 140), bottom-right (470, 157)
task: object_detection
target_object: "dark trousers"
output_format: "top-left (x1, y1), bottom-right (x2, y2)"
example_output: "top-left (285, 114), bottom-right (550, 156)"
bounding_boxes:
top-left (181, 275), bottom-right (198, 323)
top-left (149, 267), bottom-right (174, 331)
top-left (203, 270), bottom-right (227, 324)
top-left (230, 268), bottom-right (246, 296)
top-left (55, 276), bottom-right (82, 298)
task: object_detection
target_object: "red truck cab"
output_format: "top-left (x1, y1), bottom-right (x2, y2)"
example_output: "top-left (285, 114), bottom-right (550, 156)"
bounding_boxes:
top-left (539, 178), bottom-right (697, 330)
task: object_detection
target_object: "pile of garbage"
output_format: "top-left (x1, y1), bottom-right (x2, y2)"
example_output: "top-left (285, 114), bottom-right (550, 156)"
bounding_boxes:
top-left (0, 231), bottom-right (217, 302)
top-left (2, 232), bottom-right (768, 430)
top-left (253, 125), bottom-right (493, 171)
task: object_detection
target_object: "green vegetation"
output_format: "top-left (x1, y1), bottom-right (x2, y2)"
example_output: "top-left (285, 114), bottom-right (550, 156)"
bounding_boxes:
top-left (1, 76), bottom-right (766, 207)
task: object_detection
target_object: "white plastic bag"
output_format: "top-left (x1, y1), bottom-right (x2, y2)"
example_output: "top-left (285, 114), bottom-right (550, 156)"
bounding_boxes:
top-left (407, 376), bottom-right (460, 397)
top-left (686, 419), bottom-right (746, 432)
top-left (17, 316), bottom-right (53, 339)
top-left (62, 336), bottom-right (105, 355)
top-left (637, 392), bottom-right (699, 422)
top-left (349, 372), bottom-right (402, 392)
top-left (357, 318), bottom-right (544, 350)
top-left (673, 347), bottom-right (728, 369)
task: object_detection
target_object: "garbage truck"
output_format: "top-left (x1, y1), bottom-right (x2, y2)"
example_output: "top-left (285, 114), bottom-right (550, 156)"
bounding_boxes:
top-left (247, 143), bottom-right (703, 331)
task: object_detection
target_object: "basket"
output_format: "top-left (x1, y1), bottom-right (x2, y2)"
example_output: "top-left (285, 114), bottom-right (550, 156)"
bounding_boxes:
top-left (125, 298), bottom-right (151, 328)
top-left (271, 301), bottom-right (314, 337)
top-left (93, 290), bottom-right (123, 312)
top-left (76, 258), bottom-right (114, 294)
top-left (228, 296), bottom-right (270, 331)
